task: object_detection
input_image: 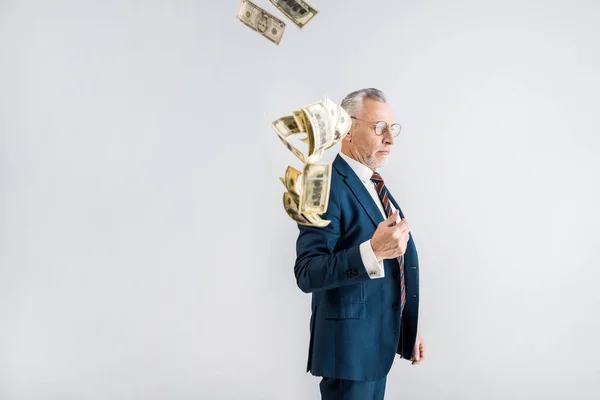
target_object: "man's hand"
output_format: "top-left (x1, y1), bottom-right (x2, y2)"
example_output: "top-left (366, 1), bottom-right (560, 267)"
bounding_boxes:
top-left (371, 210), bottom-right (410, 262)
top-left (410, 332), bottom-right (425, 365)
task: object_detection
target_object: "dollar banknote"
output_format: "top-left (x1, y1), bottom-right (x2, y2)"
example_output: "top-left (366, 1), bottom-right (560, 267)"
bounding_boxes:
top-left (282, 165), bottom-right (303, 204)
top-left (271, 117), bottom-right (306, 163)
top-left (274, 129), bottom-right (306, 163)
top-left (269, 0), bottom-right (319, 29)
top-left (292, 109), bottom-right (310, 133)
top-left (333, 104), bottom-right (351, 142)
top-left (325, 97), bottom-right (340, 128)
top-left (303, 100), bottom-right (334, 163)
top-left (237, 0), bottom-right (286, 45)
top-left (272, 115), bottom-right (301, 138)
top-left (291, 110), bottom-right (311, 144)
top-left (299, 163), bottom-right (331, 214)
top-left (283, 192), bottom-right (306, 225)
top-left (324, 97), bottom-right (350, 142)
top-left (300, 212), bottom-right (330, 227)
top-left (283, 192), bottom-right (330, 227)
top-left (303, 98), bottom-right (351, 163)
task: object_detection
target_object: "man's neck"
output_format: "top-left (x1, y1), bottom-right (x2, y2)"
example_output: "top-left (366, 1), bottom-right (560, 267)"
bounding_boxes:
top-left (340, 149), bottom-right (375, 172)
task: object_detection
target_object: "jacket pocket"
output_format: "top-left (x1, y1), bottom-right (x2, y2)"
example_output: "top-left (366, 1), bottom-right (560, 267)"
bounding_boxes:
top-left (320, 301), bottom-right (366, 320)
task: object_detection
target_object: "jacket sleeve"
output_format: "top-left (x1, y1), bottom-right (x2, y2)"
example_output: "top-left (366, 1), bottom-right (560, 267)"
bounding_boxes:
top-left (293, 189), bottom-right (373, 293)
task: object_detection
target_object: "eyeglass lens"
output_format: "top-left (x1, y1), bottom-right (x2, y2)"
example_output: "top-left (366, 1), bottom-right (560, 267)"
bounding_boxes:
top-left (374, 121), bottom-right (401, 137)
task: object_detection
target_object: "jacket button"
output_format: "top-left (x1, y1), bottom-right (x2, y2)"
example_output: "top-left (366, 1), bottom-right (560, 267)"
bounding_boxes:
top-left (392, 302), bottom-right (399, 310)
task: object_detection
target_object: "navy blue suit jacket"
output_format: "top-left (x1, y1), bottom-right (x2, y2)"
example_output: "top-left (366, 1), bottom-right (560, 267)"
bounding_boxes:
top-left (294, 154), bottom-right (420, 381)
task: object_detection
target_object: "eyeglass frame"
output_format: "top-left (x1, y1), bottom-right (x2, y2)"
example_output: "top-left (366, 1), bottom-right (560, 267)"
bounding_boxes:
top-left (350, 116), bottom-right (402, 137)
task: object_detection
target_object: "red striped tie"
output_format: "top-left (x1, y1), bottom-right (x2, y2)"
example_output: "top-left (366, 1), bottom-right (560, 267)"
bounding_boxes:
top-left (370, 172), bottom-right (406, 315)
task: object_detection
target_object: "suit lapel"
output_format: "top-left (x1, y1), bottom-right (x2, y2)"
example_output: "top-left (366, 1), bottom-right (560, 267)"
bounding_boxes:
top-left (387, 187), bottom-right (415, 250)
top-left (333, 155), bottom-right (384, 228)
top-left (387, 190), bottom-right (405, 219)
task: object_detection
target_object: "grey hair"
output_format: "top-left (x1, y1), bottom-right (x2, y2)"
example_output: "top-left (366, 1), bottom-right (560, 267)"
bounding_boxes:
top-left (340, 88), bottom-right (387, 117)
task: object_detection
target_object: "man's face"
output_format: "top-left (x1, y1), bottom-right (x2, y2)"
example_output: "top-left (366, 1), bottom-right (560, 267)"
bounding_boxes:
top-left (345, 98), bottom-right (396, 170)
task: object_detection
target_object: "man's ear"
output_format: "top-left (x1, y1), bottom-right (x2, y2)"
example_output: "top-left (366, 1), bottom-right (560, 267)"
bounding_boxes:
top-left (343, 124), bottom-right (355, 142)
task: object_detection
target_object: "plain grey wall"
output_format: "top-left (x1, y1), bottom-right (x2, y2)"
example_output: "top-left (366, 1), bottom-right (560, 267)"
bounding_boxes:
top-left (1, 0), bottom-right (599, 399)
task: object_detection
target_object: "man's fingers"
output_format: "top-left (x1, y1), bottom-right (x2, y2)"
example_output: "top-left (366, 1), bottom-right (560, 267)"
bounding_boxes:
top-left (386, 216), bottom-right (404, 231)
top-left (411, 350), bottom-right (422, 365)
top-left (411, 341), bottom-right (425, 365)
top-left (385, 210), bottom-right (399, 227)
top-left (413, 354), bottom-right (424, 364)
top-left (397, 219), bottom-right (409, 233)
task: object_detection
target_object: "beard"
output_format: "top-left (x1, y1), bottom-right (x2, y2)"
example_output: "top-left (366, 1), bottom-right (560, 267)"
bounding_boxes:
top-left (357, 149), bottom-right (388, 170)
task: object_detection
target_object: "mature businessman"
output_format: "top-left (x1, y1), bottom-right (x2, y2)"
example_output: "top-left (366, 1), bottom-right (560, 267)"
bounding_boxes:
top-left (293, 88), bottom-right (425, 399)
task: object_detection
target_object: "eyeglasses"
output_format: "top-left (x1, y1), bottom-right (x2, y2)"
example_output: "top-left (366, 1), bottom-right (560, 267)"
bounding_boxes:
top-left (350, 116), bottom-right (402, 137)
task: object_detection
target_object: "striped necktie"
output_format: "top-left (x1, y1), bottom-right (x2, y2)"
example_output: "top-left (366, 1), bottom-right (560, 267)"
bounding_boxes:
top-left (370, 171), bottom-right (406, 315)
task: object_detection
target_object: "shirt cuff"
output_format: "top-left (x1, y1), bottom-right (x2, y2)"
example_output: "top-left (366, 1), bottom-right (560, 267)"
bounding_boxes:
top-left (359, 240), bottom-right (384, 279)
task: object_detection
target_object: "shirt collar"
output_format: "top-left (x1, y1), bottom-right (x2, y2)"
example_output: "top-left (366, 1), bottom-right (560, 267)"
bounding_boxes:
top-left (339, 152), bottom-right (375, 184)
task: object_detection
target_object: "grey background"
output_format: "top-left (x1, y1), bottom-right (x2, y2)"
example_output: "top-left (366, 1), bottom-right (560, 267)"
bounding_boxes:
top-left (1, 0), bottom-right (599, 399)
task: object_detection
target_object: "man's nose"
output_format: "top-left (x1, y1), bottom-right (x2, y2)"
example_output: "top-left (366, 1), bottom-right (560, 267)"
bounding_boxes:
top-left (383, 128), bottom-right (394, 145)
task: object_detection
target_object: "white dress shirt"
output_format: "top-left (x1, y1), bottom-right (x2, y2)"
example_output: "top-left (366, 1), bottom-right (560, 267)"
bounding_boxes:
top-left (338, 152), bottom-right (403, 279)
